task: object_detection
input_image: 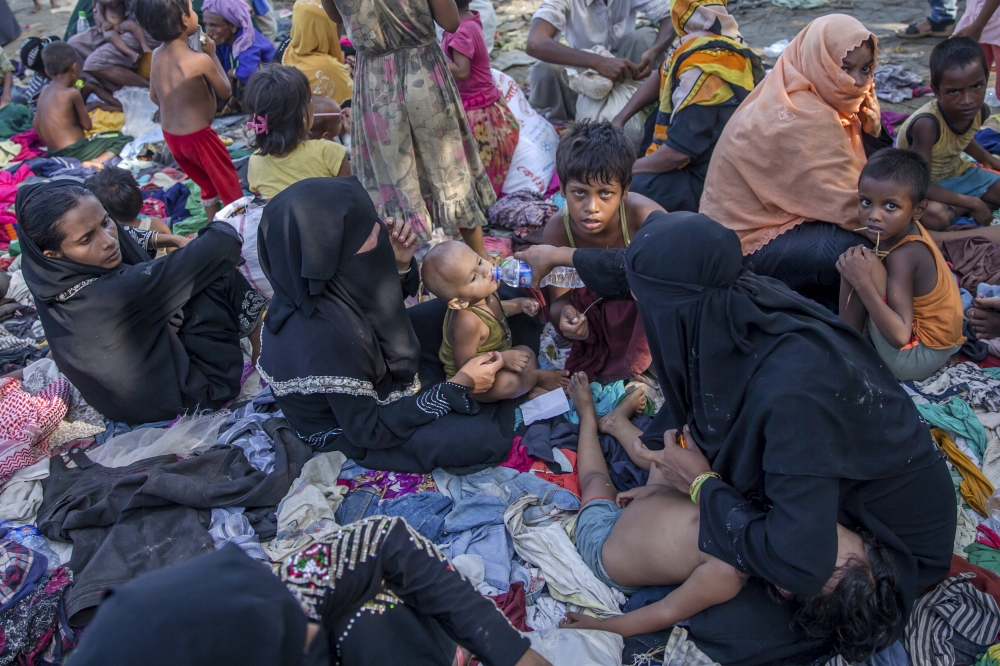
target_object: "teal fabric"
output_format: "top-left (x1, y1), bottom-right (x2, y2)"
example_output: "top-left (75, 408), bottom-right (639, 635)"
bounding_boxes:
top-left (566, 380), bottom-right (626, 424)
top-left (916, 397), bottom-right (987, 460)
top-left (0, 104), bottom-right (33, 139)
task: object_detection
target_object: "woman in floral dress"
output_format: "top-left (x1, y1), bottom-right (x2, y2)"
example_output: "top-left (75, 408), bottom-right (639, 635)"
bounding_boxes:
top-left (320, 0), bottom-right (495, 259)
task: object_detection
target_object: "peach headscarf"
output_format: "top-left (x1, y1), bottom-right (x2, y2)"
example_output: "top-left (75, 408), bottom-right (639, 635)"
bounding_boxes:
top-left (699, 14), bottom-right (878, 255)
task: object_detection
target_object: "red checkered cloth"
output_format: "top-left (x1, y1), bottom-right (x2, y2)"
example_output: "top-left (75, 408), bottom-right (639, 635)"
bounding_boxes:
top-left (0, 377), bottom-right (70, 482)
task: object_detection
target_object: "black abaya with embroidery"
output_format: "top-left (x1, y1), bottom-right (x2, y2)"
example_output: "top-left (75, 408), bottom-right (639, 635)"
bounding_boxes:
top-left (256, 178), bottom-right (512, 473)
top-left (18, 181), bottom-right (267, 424)
top-left (571, 212), bottom-right (955, 665)
top-left (70, 516), bottom-right (531, 666)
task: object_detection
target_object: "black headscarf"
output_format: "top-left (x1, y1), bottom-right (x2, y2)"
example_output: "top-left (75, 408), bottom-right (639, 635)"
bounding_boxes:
top-left (18, 180), bottom-right (247, 423)
top-left (69, 544), bottom-right (309, 666)
top-left (257, 177), bottom-right (420, 400)
top-left (18, 180), bottom-right (149, 303)
top-left (625, 212), bottom-right (941, 488)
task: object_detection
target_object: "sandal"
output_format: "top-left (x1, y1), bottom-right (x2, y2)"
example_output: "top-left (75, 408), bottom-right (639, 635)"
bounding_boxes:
top-left (896, 18), bottom-right (955, 38)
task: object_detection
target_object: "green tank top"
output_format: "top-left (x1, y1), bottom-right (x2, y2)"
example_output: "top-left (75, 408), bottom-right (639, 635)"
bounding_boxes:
top-left (561, 200), bottom-right (630, 248)
top-left (896, 101), bottom-right (986, 182)
top-left (439, 301), bottom-right (513, 379)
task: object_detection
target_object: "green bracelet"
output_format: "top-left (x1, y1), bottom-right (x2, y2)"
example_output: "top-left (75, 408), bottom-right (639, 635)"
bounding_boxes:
top-left (690, 472), bottom-right (721, 503)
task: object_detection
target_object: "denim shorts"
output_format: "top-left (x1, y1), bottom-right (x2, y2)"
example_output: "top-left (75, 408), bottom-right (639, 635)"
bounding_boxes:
top-left (575, 499), bottom-right (641, 595)
top-left (936, 165), bottom-right (1000, 199)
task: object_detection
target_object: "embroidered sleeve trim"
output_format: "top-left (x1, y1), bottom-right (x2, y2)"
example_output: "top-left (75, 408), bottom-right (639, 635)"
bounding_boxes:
top-left (56, 278), bottom-right (97, 302)
top-left (257, 363), bottom-right (421, 405)
top-left (415, 383), bottom-right (451, 417)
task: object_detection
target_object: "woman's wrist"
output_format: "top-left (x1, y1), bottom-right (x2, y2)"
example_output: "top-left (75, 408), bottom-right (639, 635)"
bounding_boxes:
top-left (449, 371), bottom-right (473, 389)
top-left (397, 260), bottom-right (412, 274)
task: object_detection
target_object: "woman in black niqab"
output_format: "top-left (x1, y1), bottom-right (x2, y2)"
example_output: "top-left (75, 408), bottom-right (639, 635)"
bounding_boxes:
top-left (17, 180), bottom-right (267, 424)
top-left (517, 211), bottom-right (956, 665)
top-left (256, 178), bottom-right (513, 473)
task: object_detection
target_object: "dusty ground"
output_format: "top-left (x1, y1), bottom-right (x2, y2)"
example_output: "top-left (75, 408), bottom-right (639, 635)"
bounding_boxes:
top-left (489, 0), bottom-right (965, 115)
top-left (0, 0), bottom-right (970, 116)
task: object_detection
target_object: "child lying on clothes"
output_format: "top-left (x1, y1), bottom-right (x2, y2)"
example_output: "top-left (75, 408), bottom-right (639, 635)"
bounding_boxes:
top-left (422, 241), bottom-right (569, 401)
top-left (560, 372), bottom-right (904, 663)
top-left (896, 37), bottom-right (1000, 229)
top-left (837, 149), bottom-right (965, 381)
top-left (34, 42), bottom-right (130, 166)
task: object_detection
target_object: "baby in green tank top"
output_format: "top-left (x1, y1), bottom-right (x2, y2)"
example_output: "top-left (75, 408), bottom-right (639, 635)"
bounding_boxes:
top-left (423, 241), bottom-right (570, 402)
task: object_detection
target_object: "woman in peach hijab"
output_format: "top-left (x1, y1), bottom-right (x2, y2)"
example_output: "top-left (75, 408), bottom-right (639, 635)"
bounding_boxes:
top-left (700, 14), bottom-right (888, 308)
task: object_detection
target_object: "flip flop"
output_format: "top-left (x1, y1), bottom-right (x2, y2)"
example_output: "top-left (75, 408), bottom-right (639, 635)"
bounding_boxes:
top-left (896, 19), bottom-right (955, 38)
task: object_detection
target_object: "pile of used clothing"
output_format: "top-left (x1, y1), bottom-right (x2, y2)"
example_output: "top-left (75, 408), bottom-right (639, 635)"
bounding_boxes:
top-left (1, 347), bottom-right (999, 666)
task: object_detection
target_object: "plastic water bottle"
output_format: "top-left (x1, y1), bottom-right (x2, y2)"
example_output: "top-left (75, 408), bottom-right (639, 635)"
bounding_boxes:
top-left (1, 522), bottom-right (60, 570)
top-left (541, 266), bottom-right (586, 289)
top-left (76, 11), bottom-right (89, 35)
top-left (493, 259), bottom-right (533, 288)
top-left (988, 88), bottom-right (1000, 109)
top-left (492, 259), bottom-right (585, 289)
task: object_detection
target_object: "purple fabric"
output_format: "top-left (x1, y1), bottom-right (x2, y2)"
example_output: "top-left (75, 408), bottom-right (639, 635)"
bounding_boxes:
top-left (202, 0), bottom-right (255, 57)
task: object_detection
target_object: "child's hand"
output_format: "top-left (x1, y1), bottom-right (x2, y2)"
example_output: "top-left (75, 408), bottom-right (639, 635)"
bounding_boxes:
top-left (513, 297), bottom-right (540, 317)
top-left (386, 217), bottom-right (417, 270)
top-left (202, 33), bottom-right (216, 54)
top-left (614, 485), bottom-right (660, 508)
top-left (835, 245), bottom-right (879, 288)
top-left (971, 198), bottom-right (995, 226)
top-left (859, 90), bottom-right (880, 137)
top-left (500, 348), bottom-right (531, 373)
top-left (559, 305), bottom-right (589, 340)
top-left (559, 612), bottom-right (604, 631)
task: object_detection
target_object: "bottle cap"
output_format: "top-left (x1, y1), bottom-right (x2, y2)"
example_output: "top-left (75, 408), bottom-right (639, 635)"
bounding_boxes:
top-left (492, 266), bottom-right (500, 282)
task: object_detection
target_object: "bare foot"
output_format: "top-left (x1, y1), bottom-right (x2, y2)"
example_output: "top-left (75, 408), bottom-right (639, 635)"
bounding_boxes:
top-left (31, 1), bottom-right (41, 12)
top-left (969, 296), bottom-right (1000, 339)
top-left (598, 385), bottom-right (647, 435)
top-left (536, 369), bottom-right (570, 391)
top-left (566, 371), bottom-right (596, 419)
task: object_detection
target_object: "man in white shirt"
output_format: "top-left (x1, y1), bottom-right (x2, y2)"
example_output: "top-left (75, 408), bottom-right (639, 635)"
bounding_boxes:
top-left (525, 0), bottom-right (673, 121)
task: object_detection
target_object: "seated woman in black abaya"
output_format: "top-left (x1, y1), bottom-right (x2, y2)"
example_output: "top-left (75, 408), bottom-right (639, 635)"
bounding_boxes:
top-left (17, 181), bottom-right (268, 425)
top-left (70, 516), bottom-right (551, 666)
top-left (514, 213), bottom-right (956, 665)
top-left (255, 178), bottom-right (513, 474)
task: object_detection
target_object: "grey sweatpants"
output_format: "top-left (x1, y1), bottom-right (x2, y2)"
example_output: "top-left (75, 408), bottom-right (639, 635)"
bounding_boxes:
top-left (527, 26), bottom-right (658, 122)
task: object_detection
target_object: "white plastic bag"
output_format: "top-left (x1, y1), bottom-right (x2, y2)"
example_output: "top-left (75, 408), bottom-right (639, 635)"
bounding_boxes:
top-left (492, 69), bottom-right (559, 195)
top-left (216, 196), bottom-right (272, 298)
top-left (113, 86), bottom-right (159, 138)
top-left (566, 49), bottom-right (644, 149)
top-left (86, 413), bottom-right (229, 468)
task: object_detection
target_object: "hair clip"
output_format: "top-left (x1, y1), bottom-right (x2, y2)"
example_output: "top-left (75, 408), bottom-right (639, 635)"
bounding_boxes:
top-left (246, 114), bottom-right (269, 134)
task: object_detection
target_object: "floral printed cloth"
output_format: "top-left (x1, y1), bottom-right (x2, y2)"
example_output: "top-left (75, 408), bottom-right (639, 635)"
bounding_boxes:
top-left (338, 470), bottom-right (437, 504)
top-left (333, 0), bottom-right (495, 238)
top-left (0, 539), bottom-right (75, 666)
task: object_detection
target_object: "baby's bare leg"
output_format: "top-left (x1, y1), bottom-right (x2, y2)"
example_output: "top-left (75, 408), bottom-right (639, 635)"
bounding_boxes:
top-left (473, 368), bottom-right (536, 402)
top-left (120, 19), bottom-right (151, 52)
top-left (105, 30), bottom-right (139, 61)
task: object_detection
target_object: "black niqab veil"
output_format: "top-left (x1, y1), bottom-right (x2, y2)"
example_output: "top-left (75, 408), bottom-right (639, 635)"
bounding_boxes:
top-left (625, 212), bottom-right (941, 489)
top-left (18, 180), bottom-right (247, 423)
top-left (257, 177), bottom-right (420, 398)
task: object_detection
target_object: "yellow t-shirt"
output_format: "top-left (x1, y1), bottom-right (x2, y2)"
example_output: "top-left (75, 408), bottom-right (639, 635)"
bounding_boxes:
top-left (248, 140), bottom-right (348, 198)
